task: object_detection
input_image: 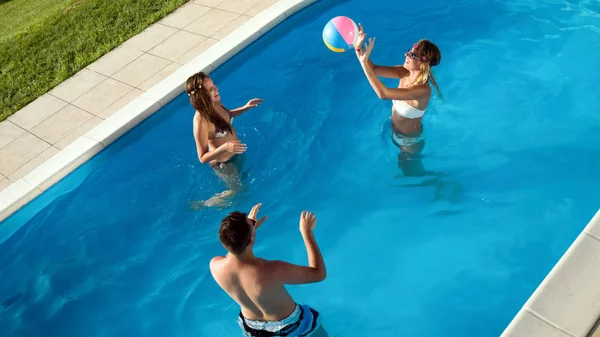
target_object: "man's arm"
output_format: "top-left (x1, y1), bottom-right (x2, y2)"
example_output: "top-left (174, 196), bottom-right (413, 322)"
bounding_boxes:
top-left (271, 211), bottom-right (326, 285)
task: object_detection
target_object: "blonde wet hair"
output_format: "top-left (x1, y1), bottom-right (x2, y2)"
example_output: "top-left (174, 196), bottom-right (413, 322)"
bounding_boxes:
top-left (409, 39), bottom-right (443, 99)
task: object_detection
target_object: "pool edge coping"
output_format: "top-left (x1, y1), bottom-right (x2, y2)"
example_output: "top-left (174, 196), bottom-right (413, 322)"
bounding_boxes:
top-left (501, 208), bottom-right (600, 337)
top-left (0, 0), bottom-right (317, 224)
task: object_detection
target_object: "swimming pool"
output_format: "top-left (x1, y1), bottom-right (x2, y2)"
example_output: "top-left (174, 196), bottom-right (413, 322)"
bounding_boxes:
top-left (2, 0), bottom-right (600, 335)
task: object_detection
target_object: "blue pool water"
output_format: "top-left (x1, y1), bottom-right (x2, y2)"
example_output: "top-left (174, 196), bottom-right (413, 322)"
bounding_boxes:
top-left (2, 0), bottom-right (600, 336)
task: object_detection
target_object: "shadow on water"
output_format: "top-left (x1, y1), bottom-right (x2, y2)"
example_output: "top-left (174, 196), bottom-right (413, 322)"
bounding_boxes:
top-left (395, 159), bottom-right (465, 215)
top-left (378, 118), bottom-right (465, 213)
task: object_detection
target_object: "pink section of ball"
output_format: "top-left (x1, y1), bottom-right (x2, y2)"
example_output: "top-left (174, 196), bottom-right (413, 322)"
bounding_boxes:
top-left (331, 16), bottom-right (356, 46)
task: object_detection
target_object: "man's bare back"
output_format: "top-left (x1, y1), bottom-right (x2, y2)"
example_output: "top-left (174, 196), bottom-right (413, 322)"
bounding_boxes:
top-left (210, 256), bottom-right (297, 321)
top-left (209, 204), bottom-right (328, 336)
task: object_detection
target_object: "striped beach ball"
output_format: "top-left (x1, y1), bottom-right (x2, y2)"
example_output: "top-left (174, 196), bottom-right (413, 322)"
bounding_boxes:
top-left (322, 16), bottom-right (359, 53)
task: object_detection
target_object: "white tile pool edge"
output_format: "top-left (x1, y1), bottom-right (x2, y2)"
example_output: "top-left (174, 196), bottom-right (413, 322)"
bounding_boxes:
top-left (0, 0), bottom-right (316, 224)
top-left (501, 209), bottom-right (600, 337)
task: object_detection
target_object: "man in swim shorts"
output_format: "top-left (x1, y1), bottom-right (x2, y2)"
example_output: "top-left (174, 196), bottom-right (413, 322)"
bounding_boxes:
top-left (209, 204), bottom-right (328, 336)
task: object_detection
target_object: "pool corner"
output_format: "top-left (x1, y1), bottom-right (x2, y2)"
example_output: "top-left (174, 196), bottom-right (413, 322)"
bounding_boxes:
top-left (501, 209), bottom-right (600, 337)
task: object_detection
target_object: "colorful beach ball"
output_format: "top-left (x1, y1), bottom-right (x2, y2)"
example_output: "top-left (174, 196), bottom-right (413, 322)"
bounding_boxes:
top-left (322, 16), bottom-right (359, 52)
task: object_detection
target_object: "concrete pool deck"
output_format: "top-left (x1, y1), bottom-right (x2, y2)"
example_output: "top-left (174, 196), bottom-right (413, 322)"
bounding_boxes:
top-left (0, 0), bottom-right (599, 336)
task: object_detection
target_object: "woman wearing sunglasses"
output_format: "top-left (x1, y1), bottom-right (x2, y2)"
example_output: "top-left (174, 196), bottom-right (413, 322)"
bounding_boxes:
top-left (354, 25), bottom-right (442, 173)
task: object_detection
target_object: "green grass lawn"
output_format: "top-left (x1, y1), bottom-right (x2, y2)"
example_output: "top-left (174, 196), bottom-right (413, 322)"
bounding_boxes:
top-left (0, 0), bottom-right (187, 122)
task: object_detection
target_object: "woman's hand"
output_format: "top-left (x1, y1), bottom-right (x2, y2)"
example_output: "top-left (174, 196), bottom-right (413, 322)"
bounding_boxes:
top-left (244, 98), bottom-right (263, 110)
top-left (354, 23), bottom-right (367, 53)
top-left (357, 37), bottom-right (376, 64)
top-left (223, 140), bottom-right (247, 154)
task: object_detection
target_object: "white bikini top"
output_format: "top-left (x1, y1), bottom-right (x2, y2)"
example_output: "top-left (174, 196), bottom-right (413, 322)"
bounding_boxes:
top-left (213, 105), bottom-right (234, 139)
top-left (393, 99), bottom-right (425, 119)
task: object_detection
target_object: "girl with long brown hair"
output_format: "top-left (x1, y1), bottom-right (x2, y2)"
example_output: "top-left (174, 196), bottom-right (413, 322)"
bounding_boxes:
top-left (186, 71), bottom-right (263, 206)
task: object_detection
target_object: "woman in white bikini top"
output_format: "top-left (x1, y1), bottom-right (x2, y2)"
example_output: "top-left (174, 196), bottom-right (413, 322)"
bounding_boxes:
top-left (353, 24), bottom-right (442, 143)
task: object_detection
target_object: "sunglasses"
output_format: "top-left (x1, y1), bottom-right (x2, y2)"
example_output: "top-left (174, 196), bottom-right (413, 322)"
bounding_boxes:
top-left (406, 44), bottom-right (428, 62)
top-left (406, 49), bottom-right (428, 62)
